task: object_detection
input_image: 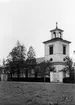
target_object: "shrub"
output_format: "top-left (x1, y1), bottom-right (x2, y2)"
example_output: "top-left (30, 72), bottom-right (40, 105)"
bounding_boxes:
top-left (63, 77), bottom-right (75, 83)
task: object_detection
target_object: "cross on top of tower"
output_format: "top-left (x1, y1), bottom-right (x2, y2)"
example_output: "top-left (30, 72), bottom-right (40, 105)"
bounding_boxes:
top-left (56, 22), bottom-right (58, 29)
top-left (50, 22), bottom-right (64, 32)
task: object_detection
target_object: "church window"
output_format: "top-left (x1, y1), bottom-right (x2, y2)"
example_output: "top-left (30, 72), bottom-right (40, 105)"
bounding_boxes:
top-left (63, 45), bottom-right (66, 54)
top-left (49, 45), bottom-right (53, 55)
top-left (63, 58), bottom-right (66, 61)
top-left (53, 32), bottom-right (56, 38)
top-left (59, 32), bottom-right (62, 38)
top-left (59, 32), bottom-right (61, 38)
top-left (50, 58), bottom-right (53, 61)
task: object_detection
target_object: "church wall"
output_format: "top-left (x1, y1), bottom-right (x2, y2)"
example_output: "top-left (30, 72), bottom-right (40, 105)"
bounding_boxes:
top-left (44, 41), bottom-right (69, 62)
top-left (50, 72), bottom-right (63, 82)
top-left (44, 41), bottom-right (58, 56)
top-left (59, 41), bottom-right (69, 56)
top-left (44, 41), bottom-right (69, 56)
top-left (54, 64), bottom-right (65, 71)
top-left (45, 54), bottom-right (67, 62)
top-left (50, 64), bottom-right (66, 82)
top-left (50, 63), bottom-right (69, 82)
top-left (44, 40), bottom-right (70, 82)
top-left (44, 23), bottom-right (71, 82)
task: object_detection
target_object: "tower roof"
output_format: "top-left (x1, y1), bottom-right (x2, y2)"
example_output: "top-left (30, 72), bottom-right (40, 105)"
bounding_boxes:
top-left (50, 22), bottom-right (64, 32)
top-left (43, 38), bottom-right (71, 44)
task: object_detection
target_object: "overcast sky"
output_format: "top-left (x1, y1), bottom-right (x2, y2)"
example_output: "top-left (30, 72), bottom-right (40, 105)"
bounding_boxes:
top-left (0, 0), bottom-right (75, 62)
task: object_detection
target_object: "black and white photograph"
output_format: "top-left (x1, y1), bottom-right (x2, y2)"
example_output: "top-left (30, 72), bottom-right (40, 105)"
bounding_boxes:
top-left (0, 0), bottom-right (75, 105)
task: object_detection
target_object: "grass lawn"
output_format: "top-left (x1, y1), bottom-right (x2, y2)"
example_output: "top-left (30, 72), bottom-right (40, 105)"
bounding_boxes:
top-left (0, 82), bottom-right (75, 105)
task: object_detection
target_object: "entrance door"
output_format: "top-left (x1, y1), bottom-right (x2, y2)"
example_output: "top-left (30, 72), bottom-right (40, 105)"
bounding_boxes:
top-left (50, 72), bottom-right (58, 82)
top-left (50, 71), bottom-right (63, 82)
top-left (58, 72), bottom-right (63, 82)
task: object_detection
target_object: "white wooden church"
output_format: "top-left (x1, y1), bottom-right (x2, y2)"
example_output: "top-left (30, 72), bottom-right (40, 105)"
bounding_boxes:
top-left (37, 23), bottom-right (71, 82)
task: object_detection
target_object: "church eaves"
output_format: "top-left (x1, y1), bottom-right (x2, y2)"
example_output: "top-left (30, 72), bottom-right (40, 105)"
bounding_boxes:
top-left (43, 38), bottom-right (71, 44)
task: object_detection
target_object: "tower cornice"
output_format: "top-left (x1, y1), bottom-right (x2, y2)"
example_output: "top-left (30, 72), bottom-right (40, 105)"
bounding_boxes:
top-left (43, 38), bottom-right (71, 44)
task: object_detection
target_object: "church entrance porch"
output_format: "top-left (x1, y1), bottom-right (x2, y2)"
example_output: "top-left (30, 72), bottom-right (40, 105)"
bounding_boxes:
top-left (50, 71), bottom-right (63, 82)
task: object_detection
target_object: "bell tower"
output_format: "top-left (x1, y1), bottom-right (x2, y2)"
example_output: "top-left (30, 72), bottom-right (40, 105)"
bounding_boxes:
top-left (50, 22), bottom-right (63, 39)
top-left (43, 23), bottom-right (71, 82)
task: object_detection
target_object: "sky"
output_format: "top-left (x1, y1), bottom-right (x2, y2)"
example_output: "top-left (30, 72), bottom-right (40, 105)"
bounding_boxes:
top-left (0, 0), bottom-right (75, 62)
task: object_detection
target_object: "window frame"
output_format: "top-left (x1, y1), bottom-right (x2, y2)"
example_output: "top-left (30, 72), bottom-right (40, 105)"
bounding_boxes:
top-left (63, 45), bottom-right (66, 55)
top-left (49, 45), bottom-right (54, 55)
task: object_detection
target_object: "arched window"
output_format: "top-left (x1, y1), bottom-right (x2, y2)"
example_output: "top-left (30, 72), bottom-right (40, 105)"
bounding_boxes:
top-left (53, 32), bottom-right (56, 38)
top-left (59, 32), bottom-right (62, 38)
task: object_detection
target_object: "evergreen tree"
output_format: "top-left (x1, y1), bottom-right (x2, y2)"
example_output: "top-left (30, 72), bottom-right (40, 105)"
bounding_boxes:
top-left (62, 56), bottom-right (74, 79)
top-left (39, 60), bottom-right (55, 82)
top-left (26, 46), bottom-right (36, 78)
top-left (6, 41), bottom-right (26, 79)
top-left (34, 65), bottom-right (40, 78)
top-left (27, 46), bottom-right (36, 59)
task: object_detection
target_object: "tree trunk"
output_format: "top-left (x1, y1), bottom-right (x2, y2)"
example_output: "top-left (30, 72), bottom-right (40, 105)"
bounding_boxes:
top-left (10, 72), bottom-right (12, 79)
top-left (49, 72), bottom-right (50, 82)
top-left (25, 69), bottom-right (28, 78)
top-left (17, 73), bottom-right (20, 79)
top-left (69, 66), bottom-right (72, 79)
top-left (35, 72), bottom-right (37, 78)
top-left (17, 68), bottom-right (20, 79)
top-left (44, 76), bottom-right (45, 82)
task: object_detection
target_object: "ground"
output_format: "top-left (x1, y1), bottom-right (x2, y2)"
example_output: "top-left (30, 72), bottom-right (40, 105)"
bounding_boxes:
top-left (0, 82), bottom-right (75, 105)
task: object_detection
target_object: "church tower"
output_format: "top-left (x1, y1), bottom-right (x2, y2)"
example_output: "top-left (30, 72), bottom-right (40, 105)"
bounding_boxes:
top-left (43, 23), bottom-right (71, 82)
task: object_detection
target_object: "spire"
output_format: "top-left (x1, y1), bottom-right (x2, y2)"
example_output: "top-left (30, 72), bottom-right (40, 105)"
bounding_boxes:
top-left (56, 22), bottom-right (58, 29)
top-left (50, 22), bottom-right (64, 32)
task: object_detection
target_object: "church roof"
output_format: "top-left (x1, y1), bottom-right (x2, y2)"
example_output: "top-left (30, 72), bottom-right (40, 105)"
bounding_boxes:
top-left (43, 38), bottom-right (71, 44)
top-left (36, 57), bottom-right (45, 64)
top-left (50, 28), bottom-right (64, 32)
